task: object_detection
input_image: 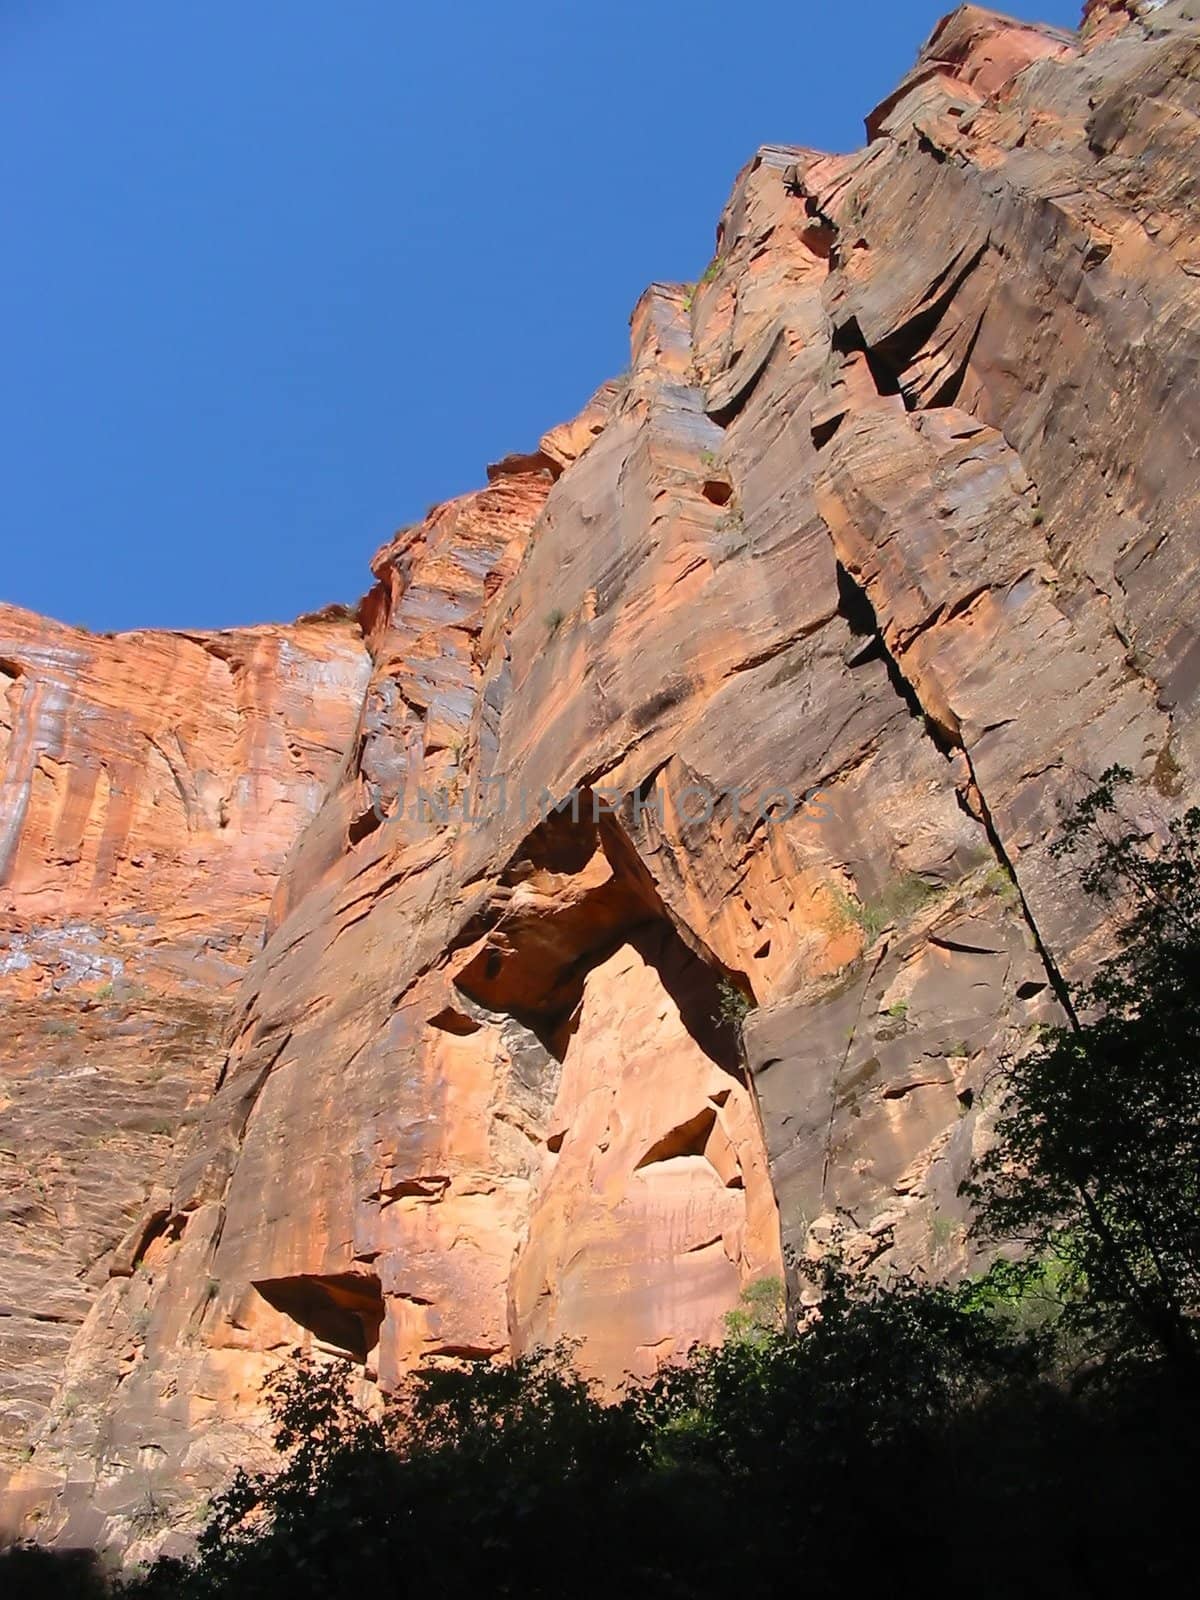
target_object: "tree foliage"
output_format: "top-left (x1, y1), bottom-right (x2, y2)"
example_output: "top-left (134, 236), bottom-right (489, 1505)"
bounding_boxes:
top-left (113, 1260), bottom-right (1041, 1600)
top-left (964, 766), bottom-right (1200, 1375)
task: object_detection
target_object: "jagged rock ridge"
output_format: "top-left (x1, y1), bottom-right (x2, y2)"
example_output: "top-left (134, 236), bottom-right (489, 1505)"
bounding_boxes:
top-left (2, 0), bottom-right (1198, 1561)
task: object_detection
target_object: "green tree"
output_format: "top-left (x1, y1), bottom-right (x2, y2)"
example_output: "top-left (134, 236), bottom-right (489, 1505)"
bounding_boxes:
top-left (963, 767), bottom-right (1200, 1377)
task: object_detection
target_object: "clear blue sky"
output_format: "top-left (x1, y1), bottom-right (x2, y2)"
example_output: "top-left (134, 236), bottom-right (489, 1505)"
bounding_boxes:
top-left (2, 0), bottom-right (1081, 632)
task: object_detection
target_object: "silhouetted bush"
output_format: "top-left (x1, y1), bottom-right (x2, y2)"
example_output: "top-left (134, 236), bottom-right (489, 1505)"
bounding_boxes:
top-left (0, 1542), bottom-right (109, 1599)
top-left (965, 766), bottom-right (1200, 1376)
top-left (114, 1290), bottom-right (1196, 1598)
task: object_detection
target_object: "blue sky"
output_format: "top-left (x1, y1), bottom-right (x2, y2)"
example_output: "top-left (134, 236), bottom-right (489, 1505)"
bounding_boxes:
top-left (3, 0), bottom-right (1081, 632)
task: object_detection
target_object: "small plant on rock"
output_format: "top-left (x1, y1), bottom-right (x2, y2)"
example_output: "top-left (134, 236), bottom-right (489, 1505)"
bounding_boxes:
top-left (715, 977), bottom-right (753, 1030)
top-left (724, 1276), bottom-right (786, 1345)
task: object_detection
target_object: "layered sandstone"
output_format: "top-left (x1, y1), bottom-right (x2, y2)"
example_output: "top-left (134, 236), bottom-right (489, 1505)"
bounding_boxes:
top-left (4, 0), bottom-right (1200, 1564)
top-left (0, 608), bottom-right (369, 1525)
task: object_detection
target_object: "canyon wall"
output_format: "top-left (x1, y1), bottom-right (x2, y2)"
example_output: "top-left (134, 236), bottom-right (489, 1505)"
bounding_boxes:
top-left (0, 607), bottom-right (370, 1529)
top-left (3, 0), bottom-right (1199, 1563)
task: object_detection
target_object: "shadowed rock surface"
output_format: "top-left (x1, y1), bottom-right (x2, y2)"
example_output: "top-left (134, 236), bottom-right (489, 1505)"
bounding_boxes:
top-left (3, 0), bottom-right (1199, 1563)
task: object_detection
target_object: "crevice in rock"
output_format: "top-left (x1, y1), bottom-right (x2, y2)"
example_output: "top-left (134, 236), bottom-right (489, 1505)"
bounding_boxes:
top-left (177, 633), bottom-right (244, 683)
top-left (837, 560), bottom-right (881, 637)
top-left (925, 306), bottom-right (986, 411)
top-left (253, 1271), bottom-right (384, 1363)
top-left (915, 129), bottom-right (950, 166)
top-left (831, 316), bottom-right (902, 398)
top-left (109, 1207), bottom-right (170, 1279)
top-left (374, 1176), bottom-right (450, 1205)
top-left (811, 410), bottom-right (847, 450)
top-left (881, 1074), bottom-right (953, 1099)
top-left (635, 1107), bottom-right (718, 1169)
top-left (959, 747), bottom-right (1079, 1027)
top-left (836, 562), bottom-right (956, 756)
top-left (894, 583), bottom-right (989, 656)
top-left (727, 612), bottom-right (838, 678)
top-left (682, 1234), bottom-right (725, 1254)
top-left (427, 1005), bottom-right (482, 1036)
top-left (929, 930), bottom-right (1006, 956)
top-left (485, 448), bottom-right (560, 484)
top-left (705, 326), bottom-right (788, 428)
top-left (832, 239), bottom-right (988, 411)
top-left (428, 1342), bottom-right (503, 1361)
top-left (635, 926), bottom-right (747, 1080)
top-left (451, 799), bottom-right (749, 1078)
top-left (347, 804), bottom-right (383, 848)
top-left (801, 219), bottom-right (836, 260)
top-left (830, 554), bottom-right (1069, 1028)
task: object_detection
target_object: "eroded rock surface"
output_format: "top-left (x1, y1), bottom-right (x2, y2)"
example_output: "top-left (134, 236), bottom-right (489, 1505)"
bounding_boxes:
top-left (0, 608), bottom-right (369, 1526)
top-left (5, 0), bottom-right (1200, 1562)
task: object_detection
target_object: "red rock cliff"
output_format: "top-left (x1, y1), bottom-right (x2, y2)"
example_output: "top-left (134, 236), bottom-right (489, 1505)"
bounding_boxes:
top-left (4, 0), bottom-right (1200, 1561)
top-left (0, 608), bottom-right (369, 1527)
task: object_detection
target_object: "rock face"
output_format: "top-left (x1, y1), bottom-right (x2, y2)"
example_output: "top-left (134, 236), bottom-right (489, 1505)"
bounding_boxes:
top-left (4, 0), bottom-right (1200, 1562)
top-left (0, 608), bottom-right (370, 1528)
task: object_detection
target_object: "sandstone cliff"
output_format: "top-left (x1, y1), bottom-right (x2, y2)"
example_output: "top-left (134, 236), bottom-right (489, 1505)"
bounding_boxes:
top-left (0, 608), bottom-right (370, 1529)
top-left (3, 0), bottom-right (1199, 1562)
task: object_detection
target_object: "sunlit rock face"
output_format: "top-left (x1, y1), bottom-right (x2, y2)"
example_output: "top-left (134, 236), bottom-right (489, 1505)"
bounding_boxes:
top-left (6, 0), bottom-right (1200, 1563)
top-left (0, 607), bottom-right (370, 1528)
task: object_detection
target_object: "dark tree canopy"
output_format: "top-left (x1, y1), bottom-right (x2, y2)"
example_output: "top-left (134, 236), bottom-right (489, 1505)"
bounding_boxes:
top-left (964, 767), bottom-right (1200, 1376)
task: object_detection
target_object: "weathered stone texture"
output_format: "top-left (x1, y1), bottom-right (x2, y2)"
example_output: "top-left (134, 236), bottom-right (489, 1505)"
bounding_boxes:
top-left (4, 0), bottom-right (1200, 1564)
top-left (0, 610), bottom-right (369, 1528)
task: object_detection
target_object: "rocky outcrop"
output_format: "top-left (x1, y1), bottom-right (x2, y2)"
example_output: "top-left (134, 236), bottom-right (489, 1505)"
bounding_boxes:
top-left (4, 0), bottom-right (1200, 1563)
top-left (0, 608), bottom-right (369, 1528)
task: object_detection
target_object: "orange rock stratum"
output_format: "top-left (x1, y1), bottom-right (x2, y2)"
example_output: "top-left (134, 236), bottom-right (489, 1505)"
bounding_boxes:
top-left (4, 0), bottom-right (1200, 1561)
